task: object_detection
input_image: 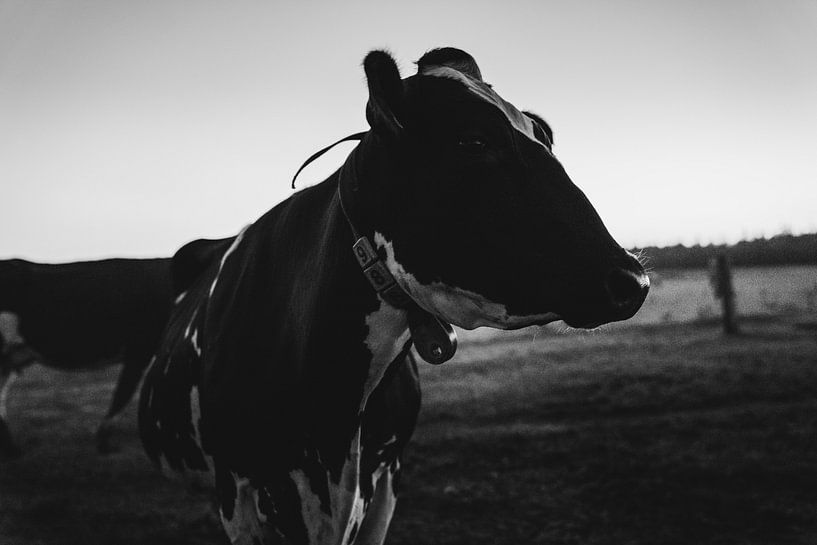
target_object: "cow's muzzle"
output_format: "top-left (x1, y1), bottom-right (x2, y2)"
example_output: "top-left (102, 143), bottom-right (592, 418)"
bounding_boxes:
top-left (604, 264), bottom-right (650, 318)
top-left (563, 252), bottom-right (650, 329)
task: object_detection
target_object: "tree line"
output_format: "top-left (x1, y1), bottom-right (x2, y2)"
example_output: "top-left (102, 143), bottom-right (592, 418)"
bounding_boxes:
top-left (633, 233), bottom-right (817, 270)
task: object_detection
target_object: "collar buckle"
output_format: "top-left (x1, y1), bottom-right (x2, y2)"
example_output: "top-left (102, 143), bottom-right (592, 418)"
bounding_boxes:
top-left (353, 237), bottom-right (413, 308)
top-left (351, 236), bottom-right (456, 364)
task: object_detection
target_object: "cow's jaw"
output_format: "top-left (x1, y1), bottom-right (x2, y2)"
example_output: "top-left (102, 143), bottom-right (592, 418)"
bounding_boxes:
top-left (374, 233), bottom-right (561, 330)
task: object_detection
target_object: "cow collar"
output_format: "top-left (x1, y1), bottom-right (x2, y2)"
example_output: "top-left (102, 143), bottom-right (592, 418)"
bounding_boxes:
top-left (291, 132), bottom-right (457, 365)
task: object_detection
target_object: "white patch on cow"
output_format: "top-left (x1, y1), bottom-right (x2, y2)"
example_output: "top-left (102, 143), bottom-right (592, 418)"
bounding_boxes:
top-left (0, 311), bottom-right (39, 371)
top-left (189, 384), bottom-right (202, 443)
top-left (0, 312), bottom-right (24, 346)
top-left (0, 313), bottom-right (26, 421)
top-left (221, 474), bottom-right (267, 545)
top-left (209, 226), bottom-right (250, 298)
top-left (253, 487), bottom-right (268, 525)
top-left (142, 356), bottom-right (157, 407)
top-left (361, 301), bottom-right (410, 410)
top-left (0, 370), bottom-right (18, 419)
top-left (183, 313), bottom-right (202, 358)
top-left (376, 434), bottom-right (397, 457)
top-left (190, 329), bottom-right (201, 357)
top-left (285, 425), bottom-right (368, 545)
top-left (373, 233), bottom-right (560, 330)
top-left (354, 462), bottom-right (399, 545)
top-left (290, 467), bottom-right (347, 544)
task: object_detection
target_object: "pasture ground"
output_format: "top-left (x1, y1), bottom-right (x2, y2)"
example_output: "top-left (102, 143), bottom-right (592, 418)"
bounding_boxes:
top-left (1, 314), bottom-right (816, 544)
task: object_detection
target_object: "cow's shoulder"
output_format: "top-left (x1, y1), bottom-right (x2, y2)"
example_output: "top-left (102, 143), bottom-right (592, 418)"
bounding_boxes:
top-left (171, 237), bottom-right (237, 297)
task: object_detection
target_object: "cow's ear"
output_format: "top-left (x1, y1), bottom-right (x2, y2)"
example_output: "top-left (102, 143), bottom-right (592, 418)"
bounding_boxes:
top-left (364, 50), bottom-right (404, 138)
top-left (523, 110), bottom-right (554, 148)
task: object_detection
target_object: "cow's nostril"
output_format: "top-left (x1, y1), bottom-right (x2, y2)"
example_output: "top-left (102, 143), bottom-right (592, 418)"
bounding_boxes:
top-left (605, 268), bottom-right (649, 309)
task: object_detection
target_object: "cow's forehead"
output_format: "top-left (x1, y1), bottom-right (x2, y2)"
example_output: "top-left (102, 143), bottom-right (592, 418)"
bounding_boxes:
top-left (420, 66), bottom-right (546, 150)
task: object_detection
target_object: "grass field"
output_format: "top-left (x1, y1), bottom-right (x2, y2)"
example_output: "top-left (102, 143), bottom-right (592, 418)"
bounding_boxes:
top-left (1, 313), bottom-right (816, 544)
top-left (635, 266), bottom-right (817, 325)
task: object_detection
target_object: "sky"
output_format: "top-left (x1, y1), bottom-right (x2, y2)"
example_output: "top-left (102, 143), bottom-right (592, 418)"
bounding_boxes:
top-left (1, 0), bottom-right (816, 261)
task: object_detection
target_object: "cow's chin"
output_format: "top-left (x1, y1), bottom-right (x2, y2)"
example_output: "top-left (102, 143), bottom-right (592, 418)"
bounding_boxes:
top-left (405, 281), bottom-right (561, 330)
top-left (374, 232), bottom-right (561, 330)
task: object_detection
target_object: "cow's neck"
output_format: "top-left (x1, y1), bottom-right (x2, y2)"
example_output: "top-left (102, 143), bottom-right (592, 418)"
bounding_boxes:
top-left (333, 136), bottom-right (415, 403)
top-left (321, 180), bottom-right (411, 411)
top-left (276, 151), bottom-right (411, 410)
top-left (337, 135), bottom-right (458, 366)
top-left (287, 165), bottom-right (410, 479)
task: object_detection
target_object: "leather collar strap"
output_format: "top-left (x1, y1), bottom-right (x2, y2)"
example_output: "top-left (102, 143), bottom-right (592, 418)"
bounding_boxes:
top-left (291, 132), bottom-right (409, 306)
top-left (291, 132), bottom-right (457, 365)
top-left (291, 132), bottom-right (369, 189)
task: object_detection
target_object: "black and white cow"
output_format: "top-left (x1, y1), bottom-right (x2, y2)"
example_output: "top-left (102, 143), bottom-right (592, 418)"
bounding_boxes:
top-left (0, 257), bottom-right (173, 457)
top-left (139, 47), bottom-right (649, 545)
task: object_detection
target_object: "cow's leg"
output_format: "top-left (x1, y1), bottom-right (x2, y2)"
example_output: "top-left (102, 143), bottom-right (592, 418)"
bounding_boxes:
top-left (220, 475), bottom-right (270, 545)
top-left (353, 465), bottom-right (400, 545)
top-left (96, 350), bottom-right (152, 453)
top-left (0, 367), bottom-right (21, 459)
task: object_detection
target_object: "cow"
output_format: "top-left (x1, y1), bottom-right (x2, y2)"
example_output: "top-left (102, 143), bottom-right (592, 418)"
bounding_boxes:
top-left (138, 47), bottom-right (649, 545)
top-left (0, 257), bottom-right (173, 457)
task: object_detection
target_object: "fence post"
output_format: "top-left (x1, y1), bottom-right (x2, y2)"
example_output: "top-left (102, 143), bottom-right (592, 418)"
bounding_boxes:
top-left (710, 253), bottom-right (738, 334)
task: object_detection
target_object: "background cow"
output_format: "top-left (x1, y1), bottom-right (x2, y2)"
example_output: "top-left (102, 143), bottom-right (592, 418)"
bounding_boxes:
top-left (0, 257), bottom-right (173, 457)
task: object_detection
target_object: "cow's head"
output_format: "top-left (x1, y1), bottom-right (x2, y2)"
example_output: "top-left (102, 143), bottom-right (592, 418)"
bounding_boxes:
top-left (353, 47), bottom-right (648, 329)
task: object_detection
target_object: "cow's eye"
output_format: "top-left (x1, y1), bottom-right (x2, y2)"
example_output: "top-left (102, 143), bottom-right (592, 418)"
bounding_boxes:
top-left (457, 135), bottom-right (488, 152)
